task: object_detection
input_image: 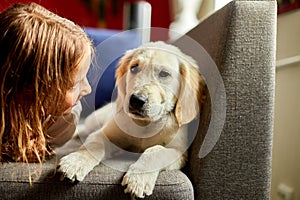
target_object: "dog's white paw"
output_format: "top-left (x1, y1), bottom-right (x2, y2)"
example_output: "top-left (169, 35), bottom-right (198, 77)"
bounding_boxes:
top-left (121, 165), bottom-right (159, 199)
top-left (57, 151), bottom-right (99, 182)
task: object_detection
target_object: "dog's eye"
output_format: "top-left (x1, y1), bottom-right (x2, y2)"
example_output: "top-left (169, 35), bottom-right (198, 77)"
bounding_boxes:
top-left (159, 70), bottom-right (171, 78)
top-left (130, 65), bottom-right (139, 74)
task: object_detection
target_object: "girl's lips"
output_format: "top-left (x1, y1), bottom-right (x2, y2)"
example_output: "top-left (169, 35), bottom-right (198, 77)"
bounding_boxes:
top-left (73, 97), bottom-right (82, 107)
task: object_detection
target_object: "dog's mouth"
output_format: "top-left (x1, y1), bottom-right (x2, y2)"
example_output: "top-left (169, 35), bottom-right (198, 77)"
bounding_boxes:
top-left (128, 104), bottom-right (167, 124)
top-left (128, 107), bottom-right (149, 120)
top-left (129, 110), bottom-right (143, 117)
top-left (127, 109), bottom-right (152, 126)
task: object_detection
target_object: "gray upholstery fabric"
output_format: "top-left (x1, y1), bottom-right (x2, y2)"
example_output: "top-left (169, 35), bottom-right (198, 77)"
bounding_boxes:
top-left (0, 1), bottom-right (276, 199)
top-left (0, 158), bottom-right (194, 199)
top-left (184, 0), bottom-right (277, 199)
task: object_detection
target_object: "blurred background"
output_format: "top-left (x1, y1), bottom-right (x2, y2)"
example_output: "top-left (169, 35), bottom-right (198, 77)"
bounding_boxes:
top-left (0, 0), bottom-right (299, 199)
top-left (0, 0), bottom-right (222, 40)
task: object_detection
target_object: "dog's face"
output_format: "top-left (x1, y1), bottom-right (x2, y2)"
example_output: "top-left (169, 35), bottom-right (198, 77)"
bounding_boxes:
top-left (115, 42), bottom-right (205, 126)
top-left (119, 48), bottom-right (181, 122)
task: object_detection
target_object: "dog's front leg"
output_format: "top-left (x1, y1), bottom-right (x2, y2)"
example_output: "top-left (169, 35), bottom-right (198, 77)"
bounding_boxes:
top-left (121, 145), bottom-right (186, 199)
top-left (57, 129), bottom-right (107, 182)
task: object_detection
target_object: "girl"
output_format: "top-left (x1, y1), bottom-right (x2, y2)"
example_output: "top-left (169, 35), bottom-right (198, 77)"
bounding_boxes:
top-left (0, 3), bottom-right (93, 165)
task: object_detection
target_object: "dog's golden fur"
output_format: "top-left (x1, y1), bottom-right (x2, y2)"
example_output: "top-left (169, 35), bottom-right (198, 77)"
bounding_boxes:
top-left (58, 41), bottom-right (205, 199)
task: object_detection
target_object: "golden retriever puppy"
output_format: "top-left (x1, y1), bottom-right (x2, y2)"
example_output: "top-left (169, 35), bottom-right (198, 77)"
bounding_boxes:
top-left (58, 41), bottom-right (205, 199)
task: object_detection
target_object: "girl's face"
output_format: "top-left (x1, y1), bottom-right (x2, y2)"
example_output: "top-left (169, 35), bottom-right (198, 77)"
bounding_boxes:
top-left (63, 49), bottom-right (92, 114)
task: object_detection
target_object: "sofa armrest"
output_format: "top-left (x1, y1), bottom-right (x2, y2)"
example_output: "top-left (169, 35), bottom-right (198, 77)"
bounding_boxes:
top-left (182, 0), bottom-right (277, 199)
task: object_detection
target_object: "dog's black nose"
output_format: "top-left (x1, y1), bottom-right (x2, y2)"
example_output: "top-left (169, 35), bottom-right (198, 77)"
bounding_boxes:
top-left (129, 93), bottom-right (148, 110)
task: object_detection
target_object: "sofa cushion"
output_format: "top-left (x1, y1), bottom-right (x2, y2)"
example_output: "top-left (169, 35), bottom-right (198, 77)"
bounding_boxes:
top-left (0, 157), bottom-right (193, 199)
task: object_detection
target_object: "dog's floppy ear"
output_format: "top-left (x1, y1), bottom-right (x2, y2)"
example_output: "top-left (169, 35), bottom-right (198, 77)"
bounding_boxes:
top-left (175, 56), bottom-right (205, 126)
top-left (115, 49), bottom-right (135, 112)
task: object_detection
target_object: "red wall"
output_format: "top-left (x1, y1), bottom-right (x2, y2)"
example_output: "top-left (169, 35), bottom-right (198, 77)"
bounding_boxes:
top-left (0, 0), bottom-right (99, 27)
top-left (0, 0), bottom-right (172, 30)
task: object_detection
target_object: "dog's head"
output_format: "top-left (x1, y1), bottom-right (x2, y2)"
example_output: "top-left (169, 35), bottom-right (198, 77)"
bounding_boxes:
top-left (115, 41), bottom-right (205, 126)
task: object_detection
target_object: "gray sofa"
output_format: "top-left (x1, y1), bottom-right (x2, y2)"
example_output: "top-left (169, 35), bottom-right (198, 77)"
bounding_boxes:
top-left (0, 0), bottom-right (277, 199)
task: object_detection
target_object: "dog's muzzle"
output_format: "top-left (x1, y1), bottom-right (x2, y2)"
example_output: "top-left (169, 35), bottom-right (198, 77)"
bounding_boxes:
top-left (129, 93), bottom-right (148, 116)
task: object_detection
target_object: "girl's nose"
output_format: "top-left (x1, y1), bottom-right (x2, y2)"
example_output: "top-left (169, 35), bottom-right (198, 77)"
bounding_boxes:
top-left (81, 77), bottom-right (92, 96)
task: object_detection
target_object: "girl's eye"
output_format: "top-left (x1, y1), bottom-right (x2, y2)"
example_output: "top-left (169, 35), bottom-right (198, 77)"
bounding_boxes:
top-left (130, 65), bottom-right (139, 74)
top-left (71, 81), bottom-right (81, 90)
top-left (159, 70), bottom-right (171, 78)
top-left (71, 77), bottom-right (85, 89)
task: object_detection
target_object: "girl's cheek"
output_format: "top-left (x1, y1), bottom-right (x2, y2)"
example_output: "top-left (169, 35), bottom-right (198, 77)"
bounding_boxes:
top-left (64, 90), bottom-right (77, 109)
